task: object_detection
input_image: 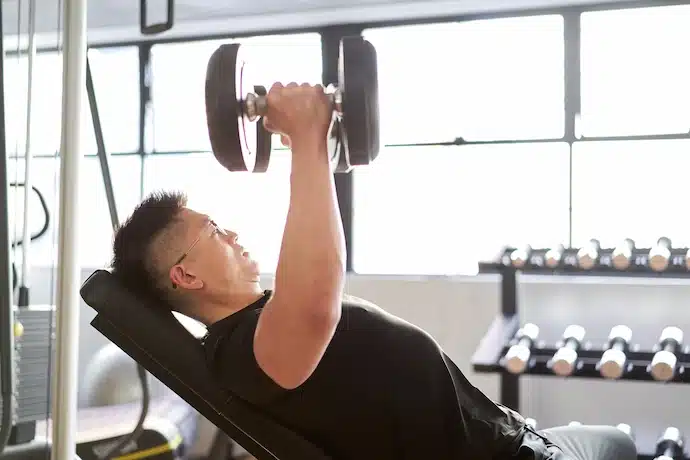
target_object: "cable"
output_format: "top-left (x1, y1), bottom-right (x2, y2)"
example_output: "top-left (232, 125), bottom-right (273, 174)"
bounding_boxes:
top-left (18, 0), bottom-right (38, 309)
top-left (9, 183), bottom-right (50, 246)
top-left (8, 183), bottom-right (51, 302)
top-left (8, 183), bottom-right (50, 297)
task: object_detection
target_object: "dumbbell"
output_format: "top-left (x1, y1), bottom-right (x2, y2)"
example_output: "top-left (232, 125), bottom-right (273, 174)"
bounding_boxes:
top-left (510, 245), bottom-right (532, 269)
top-left (612, 238), bottom-right (635, 270)
top-left (649, 237), bottom-right (673, 272)
top-left (650, 327), bottom-right (684, 382)
top-left (205, 36), bottom-right (379, 173)
top-left (654, 427), bottom-right (685, 460)
top-left (551, 325), bottom-right (586, 377)
top-left (525, 418), bottom-right (537, 430)
top-left (598, 325), bottom-right (633, 379)
top-left (504, 323), bottom-right (540, 374)
top-left (577, 239), bottom-right (600, 270)
top-left (545, 244), bottom-right (565, 269)
top-left (616, 423), bottom-right (635, 441)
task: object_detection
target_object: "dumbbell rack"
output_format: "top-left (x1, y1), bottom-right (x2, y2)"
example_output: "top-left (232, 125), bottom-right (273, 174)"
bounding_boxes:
top-left (471, 245), bottom-right (690, 460)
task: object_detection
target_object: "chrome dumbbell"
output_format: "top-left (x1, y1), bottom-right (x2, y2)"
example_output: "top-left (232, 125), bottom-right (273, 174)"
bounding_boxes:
top-left (650, 326), bottom-right (683, 382)
top-left (612, 238), bottom-right (635, 270)
top-left (598, 325), bottom-right (632, 380)
top-left (551, 325), bottom-right (586, 377)
top-left (649, 237), bottom-right (672, 272)
top-left (577, 239), bottom-right (600, 270)
top-left (504, 323), bottom-right (540, 375)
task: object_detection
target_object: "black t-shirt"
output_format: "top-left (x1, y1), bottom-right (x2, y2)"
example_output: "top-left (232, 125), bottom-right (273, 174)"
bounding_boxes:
top-left (202, 292), bottom-right (553, 460)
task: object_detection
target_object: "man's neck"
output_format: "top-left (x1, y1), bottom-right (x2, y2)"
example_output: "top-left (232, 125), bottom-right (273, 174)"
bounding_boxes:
top-left (199, 290), bottom-right (266, 325)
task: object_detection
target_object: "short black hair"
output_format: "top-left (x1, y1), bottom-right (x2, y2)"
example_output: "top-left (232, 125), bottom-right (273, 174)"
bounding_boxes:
top-left (111, 191), bottom-right (187, 305)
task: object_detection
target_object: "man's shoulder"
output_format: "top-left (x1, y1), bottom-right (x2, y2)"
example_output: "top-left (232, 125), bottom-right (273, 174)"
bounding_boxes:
top-left (202, 307), bottom-right (261, 365)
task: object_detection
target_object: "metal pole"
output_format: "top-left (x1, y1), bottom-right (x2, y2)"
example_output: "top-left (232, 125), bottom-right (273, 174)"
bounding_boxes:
top-left (19, 0), bottom-right (38, 307)
top-left (51, 0), bottom-right (87, 458)
top-left (0, 0), bottom-right (17, 453)
top-left (85, 57), bottom-right (119, 229)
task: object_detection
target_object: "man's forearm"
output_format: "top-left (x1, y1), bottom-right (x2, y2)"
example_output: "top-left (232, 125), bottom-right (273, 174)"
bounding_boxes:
top-left (273, 140), bottom-right (346, 319)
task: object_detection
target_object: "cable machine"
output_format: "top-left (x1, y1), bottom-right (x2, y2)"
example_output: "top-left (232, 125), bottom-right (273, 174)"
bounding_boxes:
top-left (0, 0), bottom-right (187, 458)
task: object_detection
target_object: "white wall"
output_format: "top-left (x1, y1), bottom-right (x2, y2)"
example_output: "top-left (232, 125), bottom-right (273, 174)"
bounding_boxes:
top-left (23, 265), bottom-right (690, 456)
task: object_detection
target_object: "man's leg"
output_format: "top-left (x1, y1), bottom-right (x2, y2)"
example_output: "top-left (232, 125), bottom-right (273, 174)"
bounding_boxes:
top-left (539, 425), bottom-right (637, 460)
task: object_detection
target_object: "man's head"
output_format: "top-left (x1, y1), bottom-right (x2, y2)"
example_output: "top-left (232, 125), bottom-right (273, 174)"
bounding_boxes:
top-left (111, 191), bottom-right (262, 324)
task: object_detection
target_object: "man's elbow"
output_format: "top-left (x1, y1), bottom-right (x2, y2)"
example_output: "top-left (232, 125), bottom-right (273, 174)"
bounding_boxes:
top-left (304, 285), bottom-right (343, 328)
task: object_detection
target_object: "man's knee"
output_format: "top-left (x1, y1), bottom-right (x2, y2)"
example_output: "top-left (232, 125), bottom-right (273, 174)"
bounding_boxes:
top-left (596, 426), bottom-right (637, 459)
top-left (540, 425), bottom-right (637, 460)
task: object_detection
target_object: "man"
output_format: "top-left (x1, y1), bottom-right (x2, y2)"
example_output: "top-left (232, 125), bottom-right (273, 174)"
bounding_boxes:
top-left (111, 82), bottom-right (636, 460)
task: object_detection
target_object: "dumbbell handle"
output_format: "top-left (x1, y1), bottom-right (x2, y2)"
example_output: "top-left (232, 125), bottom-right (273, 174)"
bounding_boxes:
top-left (562, 337), bottom-right (581, 351)
top-left (657, 445), bottom-right (683, 460)
top-left (516, 336), bottom-right (533, 349)
top-left (244, 87), bottom-right (343, 122)
top-left (608, 339), bottom-right (627, 353)
top-left (661, 340), bottom-right (681, 354)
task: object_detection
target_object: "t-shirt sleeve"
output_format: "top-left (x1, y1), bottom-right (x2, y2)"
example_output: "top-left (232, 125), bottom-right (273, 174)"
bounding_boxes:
top-left (207, 309), bottom-right (288, 405)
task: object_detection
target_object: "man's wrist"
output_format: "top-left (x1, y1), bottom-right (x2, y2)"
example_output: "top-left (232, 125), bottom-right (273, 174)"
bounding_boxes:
top-left (290, 136), bottom-right (329, 162)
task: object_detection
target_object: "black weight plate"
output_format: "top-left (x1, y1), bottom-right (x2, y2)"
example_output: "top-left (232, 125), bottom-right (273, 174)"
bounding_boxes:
top-left (205, 43), bottom-right (259, 172)
top-left (339, 36), bottom-right (380, 167)
top-left (327, 115), bottom-right (343, 171)
top-left (253, 85), bottom-right (272, 173)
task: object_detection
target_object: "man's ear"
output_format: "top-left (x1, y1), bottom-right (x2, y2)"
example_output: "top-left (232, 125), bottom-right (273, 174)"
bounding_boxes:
top-left (169, 265), bottom-right (204, 290)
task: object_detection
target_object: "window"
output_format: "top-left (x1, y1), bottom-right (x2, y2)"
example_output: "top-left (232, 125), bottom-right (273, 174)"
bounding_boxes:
top-left (143, 152), bottom-right (291, 273)
top-left (352, 143), bottom-right (570, 275)
top-left (86, 47), bottom-right (141, 153)
top-left (580, 6), bottom-right (690, 137)
top-left (150, 33), bottom-right (322, 153)
top-left (3, 47), bottom-right (139, 157)
top-left (363, 16), bottom-right (565, 145)
top-left (571, 140), bottom-right (690, 248)
top-left (8, 154), bottom-right (143, 268)
top-left (80, 155), bottom-right (144, 267)
top-left (4, 52), bottom-right (63, 156)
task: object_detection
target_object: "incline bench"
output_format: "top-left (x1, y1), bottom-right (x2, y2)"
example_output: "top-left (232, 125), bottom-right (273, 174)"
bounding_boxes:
top-left (80, 269), bottom-right (332, 460)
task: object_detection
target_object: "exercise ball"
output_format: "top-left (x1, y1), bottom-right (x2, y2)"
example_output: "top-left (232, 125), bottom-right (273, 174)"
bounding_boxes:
top-left (82, 343), bottom-right (146, 407)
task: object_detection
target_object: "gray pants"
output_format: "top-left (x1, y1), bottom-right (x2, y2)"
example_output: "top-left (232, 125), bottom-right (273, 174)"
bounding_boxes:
top-left (539, 425), bottom-right (638, 460)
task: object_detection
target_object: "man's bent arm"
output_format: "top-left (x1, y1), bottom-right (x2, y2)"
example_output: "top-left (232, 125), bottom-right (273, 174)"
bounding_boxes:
top-left (254, 138), bottom-right (346, 390)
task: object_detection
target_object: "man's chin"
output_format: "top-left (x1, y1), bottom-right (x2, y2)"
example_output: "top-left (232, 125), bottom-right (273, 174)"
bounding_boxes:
top-left (248, 261), bottom-right (261, 280)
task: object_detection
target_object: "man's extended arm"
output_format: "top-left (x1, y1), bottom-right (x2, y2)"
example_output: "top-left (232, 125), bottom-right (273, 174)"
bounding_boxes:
top-left (253, 94), bottom-right (346, 390)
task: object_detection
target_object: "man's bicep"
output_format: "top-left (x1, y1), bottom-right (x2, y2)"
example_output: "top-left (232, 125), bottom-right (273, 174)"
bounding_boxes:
top-left (210, 314), bottom-right (287, 404)
top-left (253, 296), bottom-right (339, 390)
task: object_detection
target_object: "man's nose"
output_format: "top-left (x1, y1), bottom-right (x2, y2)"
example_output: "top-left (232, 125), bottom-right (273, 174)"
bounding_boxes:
top-left (224, 229), bottom-right (238, 244)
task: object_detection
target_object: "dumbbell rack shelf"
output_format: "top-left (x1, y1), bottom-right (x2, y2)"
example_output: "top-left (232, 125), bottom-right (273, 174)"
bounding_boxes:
top-left (474, 321), bottom-right (690, 384)
top-left (471, 250), bottom-right (690, 460)
top-left (488, 245), bottom-right (690, 278)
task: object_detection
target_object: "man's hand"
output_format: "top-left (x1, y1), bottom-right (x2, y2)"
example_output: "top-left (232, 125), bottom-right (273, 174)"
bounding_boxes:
top-left (262, 82), bottom-right (332, 151)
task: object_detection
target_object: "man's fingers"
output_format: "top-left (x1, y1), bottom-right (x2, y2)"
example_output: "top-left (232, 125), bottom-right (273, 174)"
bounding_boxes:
top-left (263, 117), bottom-right (278, 133)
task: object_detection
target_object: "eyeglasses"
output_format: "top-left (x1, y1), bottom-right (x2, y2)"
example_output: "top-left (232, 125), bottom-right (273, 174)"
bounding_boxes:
top-left (171, 220), bottom-right (226, 288)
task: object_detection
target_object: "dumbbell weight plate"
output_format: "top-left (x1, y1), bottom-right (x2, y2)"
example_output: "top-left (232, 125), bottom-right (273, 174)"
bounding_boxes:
top-left (253, 85), bottom-right (272, 172)
top-left (328, 117), bottom-right (344, 172)
top-left (205, 43), bottom-right (272, 173)
top-left (339, 36), bottom-right (380, 169)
